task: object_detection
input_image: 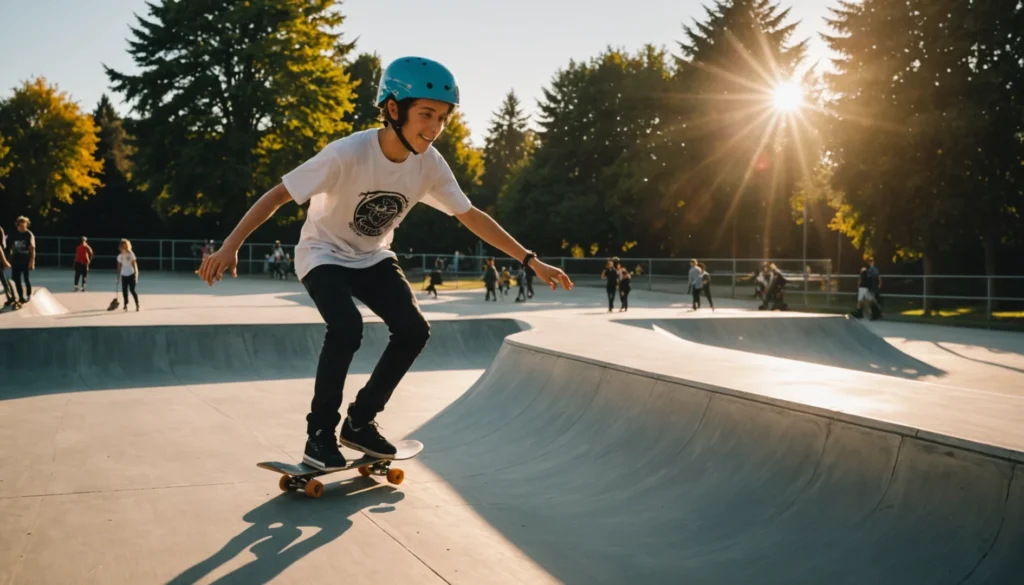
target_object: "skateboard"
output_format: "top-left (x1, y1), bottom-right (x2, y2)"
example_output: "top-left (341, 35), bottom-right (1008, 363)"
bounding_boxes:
top-left (257, 439), bottom-right (424, 498)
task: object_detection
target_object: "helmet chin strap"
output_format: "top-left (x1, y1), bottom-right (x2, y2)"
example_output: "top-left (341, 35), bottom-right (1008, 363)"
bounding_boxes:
top-left (385, 101), bottom-right (420, 155)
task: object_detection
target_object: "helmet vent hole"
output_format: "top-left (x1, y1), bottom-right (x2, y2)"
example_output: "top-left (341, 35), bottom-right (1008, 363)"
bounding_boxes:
top-left (444, 85), bottom-right (450, 90)
top-left (426, 82), bottom-right (433, 89)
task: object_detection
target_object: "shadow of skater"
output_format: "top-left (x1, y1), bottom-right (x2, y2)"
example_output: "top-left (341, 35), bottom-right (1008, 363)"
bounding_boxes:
top-left (166, 476), bottom-right (405, 585)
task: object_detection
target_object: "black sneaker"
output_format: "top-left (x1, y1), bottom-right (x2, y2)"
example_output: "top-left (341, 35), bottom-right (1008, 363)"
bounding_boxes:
top-left (302, 429), bottom-right (347, 471)
top-left (339, 417), bottom-right (397, 459)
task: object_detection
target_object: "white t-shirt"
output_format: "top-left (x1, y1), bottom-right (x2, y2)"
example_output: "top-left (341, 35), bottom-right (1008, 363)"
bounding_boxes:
top-left (117, 251), bottom-right (137, 276)
top-left (282, 129), bottom-right (473, 279)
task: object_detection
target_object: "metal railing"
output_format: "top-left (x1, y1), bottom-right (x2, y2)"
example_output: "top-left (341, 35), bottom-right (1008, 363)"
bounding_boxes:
top-left (26, 236), bottom-right (1024, 320)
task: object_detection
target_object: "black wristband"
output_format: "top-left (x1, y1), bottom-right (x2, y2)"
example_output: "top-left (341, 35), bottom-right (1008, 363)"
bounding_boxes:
top-left (522, 252), bottom-right (536, 267)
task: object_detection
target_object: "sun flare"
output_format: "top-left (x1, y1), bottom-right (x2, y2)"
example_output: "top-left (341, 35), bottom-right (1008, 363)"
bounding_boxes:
top-left (772, 81), bottom-right (803, 112)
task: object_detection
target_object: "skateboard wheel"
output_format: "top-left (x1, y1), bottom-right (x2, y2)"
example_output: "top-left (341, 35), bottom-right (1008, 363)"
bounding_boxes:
top-left (386, 468), bottom-right (404, 485)
top-left (278, 475), bottom-right (291, 492)
top-left (305, 479), bottom-right (324, 498)
top-left (358, 465), bottom-right (371, 477)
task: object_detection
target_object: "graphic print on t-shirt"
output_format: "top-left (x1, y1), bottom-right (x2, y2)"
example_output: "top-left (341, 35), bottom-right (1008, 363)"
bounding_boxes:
top-left (349, 190), bottom-right (409, 237)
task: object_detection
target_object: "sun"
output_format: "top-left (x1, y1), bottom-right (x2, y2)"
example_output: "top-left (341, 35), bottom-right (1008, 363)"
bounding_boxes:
top-left (771, 81), bottom-right (803, 112)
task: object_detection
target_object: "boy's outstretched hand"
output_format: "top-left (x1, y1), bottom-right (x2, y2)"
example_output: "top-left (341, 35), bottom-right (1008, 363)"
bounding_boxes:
top-left (197, 247), bottom-right (239, 286)
top-left (532, 259), bottom-right (574, 291)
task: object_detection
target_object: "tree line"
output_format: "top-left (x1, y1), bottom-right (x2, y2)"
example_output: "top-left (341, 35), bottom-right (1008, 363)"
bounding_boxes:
top-left (0, 0), bottom-right (1020, 276)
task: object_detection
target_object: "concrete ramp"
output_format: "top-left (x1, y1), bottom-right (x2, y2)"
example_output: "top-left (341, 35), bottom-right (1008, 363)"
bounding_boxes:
top-left (618, 315), bottom-right (945, 380)
top-left (412, 339), bottom-right (1022, 584)
top-left (0, 287), bottom-right (67, 318)
top-left (0, 318), bottom-right (524, 398)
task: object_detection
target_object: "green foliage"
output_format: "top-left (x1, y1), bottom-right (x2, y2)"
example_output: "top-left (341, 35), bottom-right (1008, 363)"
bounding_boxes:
top-left (479, 90), bottom-right (535, 216)
top-left (500, 46), bottom-right (678, 256)
top-left (106, 0), bottom-right (357, 232)
top-left (501, 0), bottom-right (807, 259)
top-left (344, 52), bottom-right (384, 131)
top-left (0, 77), bottom-right (102, 223)
top-left (60, 95), bottom-right (162, 237)
top-left (823, 0), bottom-right (1024, 271)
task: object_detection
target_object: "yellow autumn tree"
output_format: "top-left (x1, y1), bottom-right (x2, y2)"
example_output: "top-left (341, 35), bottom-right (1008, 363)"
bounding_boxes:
top-left (0, 77), bottom-right (102, 219)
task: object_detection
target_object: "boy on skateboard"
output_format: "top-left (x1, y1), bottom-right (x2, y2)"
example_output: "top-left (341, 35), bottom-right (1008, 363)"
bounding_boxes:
top-left (198, 57), bottom-right (573, 471)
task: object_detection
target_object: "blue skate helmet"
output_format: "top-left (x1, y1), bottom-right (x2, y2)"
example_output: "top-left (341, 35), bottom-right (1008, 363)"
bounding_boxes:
top-left (376, 57), bottom-right (460, 154)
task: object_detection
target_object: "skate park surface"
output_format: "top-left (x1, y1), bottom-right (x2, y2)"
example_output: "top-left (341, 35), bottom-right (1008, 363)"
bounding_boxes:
top-left (2, 269), bottom-right (1024, 584)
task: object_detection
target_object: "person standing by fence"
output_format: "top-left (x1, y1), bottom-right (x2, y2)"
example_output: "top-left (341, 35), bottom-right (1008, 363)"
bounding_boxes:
top-left (618, 263), bottom-right (632, 311)
top-left (601, 258), bottom-right (619, 312)
top-left (7, 217), bottom-right (35, 304)
top-left (73, 236), bottom-right (94, 291)
top-left (483, 257), bottom-right (499, 302)
top-left (687, 259), bottom-right (703, 311)
top-left (698, 262), bottom-right (715, 311)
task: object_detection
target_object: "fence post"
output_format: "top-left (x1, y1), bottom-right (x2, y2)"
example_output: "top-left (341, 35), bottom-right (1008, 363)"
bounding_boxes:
top-left (826, 259), bottom-right (832, 308)
top-left (247, 244), bottom-right (253, 275)
top-left (731, 259), bottom-right (737, 299)
top-left (57, 237), bottom-right (61, 269)
top-left (159, 240), bottom-right (164, 271)
top-left (171, 240), bottom-right (176, 272)
top-left (648, 258), bottom-right (653, 291)
top-left (987, 276), bottom-right (993, 322)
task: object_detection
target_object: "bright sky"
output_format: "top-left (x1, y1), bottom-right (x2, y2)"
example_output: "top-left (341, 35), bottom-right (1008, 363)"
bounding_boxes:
top-left (0, 0), bottom-right (834, 146)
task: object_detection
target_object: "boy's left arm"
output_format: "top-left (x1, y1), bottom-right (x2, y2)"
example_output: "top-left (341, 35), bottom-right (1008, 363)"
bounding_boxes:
top-left (456, 207), bottom-right (573, 291)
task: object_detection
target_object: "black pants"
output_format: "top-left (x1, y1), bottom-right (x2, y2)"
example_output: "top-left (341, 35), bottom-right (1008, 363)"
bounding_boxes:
top-left (485, 284), bottom-right (497, 301)
top-left (74, 262), bottom-right (89, 287)
top-left (121, 274), bottom-right (139, 306)
top-left (702, 284), bottom-right (714, 308)
top-left (1, 268), bottom-right (13, 302)
top-left (691, 286), bottom-right (702, 309)
top-left (302, 259), bottom-right (430, 435)
top-left (606, 287), bottom-right (617, 311)
top-left (11, 264), bottom-right (31, 301)
top-left (526, 276), bottom-right (534, 298)
top-left (619, 284), bottom-right (631, 310)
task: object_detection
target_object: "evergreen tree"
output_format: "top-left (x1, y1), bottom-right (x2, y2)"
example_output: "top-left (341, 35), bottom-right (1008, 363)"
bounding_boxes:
top-left (0, 77), bottom-right (102, 225)
top-left (479, 90), bottom-right (534, 216)
top-left (63, 95), bottom-right (161, 237)
top-left (106, 0), bottom-right (357, 233)
top-left (823, 0), bottom-right (1024, 278)
top-left (344, 52), bottom-right (384, 131)
top-left (669, 0), bottom-right (808, 258)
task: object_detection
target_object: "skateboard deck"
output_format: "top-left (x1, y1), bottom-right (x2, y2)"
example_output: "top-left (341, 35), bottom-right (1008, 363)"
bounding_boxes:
top-left (258, 439), bottom-right (423, 498)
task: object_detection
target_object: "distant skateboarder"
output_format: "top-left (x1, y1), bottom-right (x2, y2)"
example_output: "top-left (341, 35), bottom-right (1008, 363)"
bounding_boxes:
top-left (73, 236), bottom-right (94, 291)
top-left (197, 57), bottom-right (573, 472)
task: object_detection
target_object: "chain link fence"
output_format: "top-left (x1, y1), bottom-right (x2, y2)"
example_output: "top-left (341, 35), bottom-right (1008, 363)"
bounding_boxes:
top-left (27, 237), bottom-right (1024, 319)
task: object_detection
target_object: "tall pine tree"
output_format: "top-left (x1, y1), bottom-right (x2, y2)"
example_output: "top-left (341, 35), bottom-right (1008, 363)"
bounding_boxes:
top-left (106, 0), bottom-right (357, 233)
top-left (63, 95), bottom-right (161, 237)
top-left (479, 90), bottom-right (534, 217)
top-left (823, 0), bottom-right (1024, 278)
top-left (670, 0), bottom-right (808, 258)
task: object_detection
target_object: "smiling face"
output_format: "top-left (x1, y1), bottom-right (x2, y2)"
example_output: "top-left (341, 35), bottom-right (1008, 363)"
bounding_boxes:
top-left (391, 98), bottom-right (452, 152)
